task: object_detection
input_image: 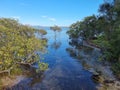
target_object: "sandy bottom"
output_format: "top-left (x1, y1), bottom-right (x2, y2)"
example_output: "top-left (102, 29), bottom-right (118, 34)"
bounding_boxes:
top-left (0, 75), bottom-right (25, 88)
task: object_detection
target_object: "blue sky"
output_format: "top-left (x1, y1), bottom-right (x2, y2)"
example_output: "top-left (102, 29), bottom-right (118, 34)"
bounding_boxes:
top-left (0, 0), bottom-right (104, 26)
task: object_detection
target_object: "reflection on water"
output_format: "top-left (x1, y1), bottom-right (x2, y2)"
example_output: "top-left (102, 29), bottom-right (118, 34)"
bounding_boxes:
top-left (8, 27), bottom-right (98, 90)
top-left (66, 41), bottom-right (100, 71)
top-left (51, 41), bottom-right (62, 50)
top-left (50, 29), bottom-right (62, 50)
top-left (67, 39), bottom-right (115, 82)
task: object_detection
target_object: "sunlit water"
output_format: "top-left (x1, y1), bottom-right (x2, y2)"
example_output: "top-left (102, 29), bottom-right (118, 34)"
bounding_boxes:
top-left (9, 27), bottom-right (98, 90)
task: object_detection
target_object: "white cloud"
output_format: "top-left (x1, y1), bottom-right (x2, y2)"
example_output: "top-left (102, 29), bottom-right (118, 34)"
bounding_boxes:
top-left (41, 15), bottom-right (56, 22)
top-left (48, 18), bottom-right (56, 22)
top-left (41, 16), bottom-right (48, 18)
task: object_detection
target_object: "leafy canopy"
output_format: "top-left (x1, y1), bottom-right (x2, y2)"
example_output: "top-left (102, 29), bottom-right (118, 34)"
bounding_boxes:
top-left (0, 18), bottom-right (47, 72)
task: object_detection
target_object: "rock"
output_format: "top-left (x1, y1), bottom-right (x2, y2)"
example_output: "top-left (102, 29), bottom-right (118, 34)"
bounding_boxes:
top-left (104, 80), bottom-right (115, 84)
top-left (92, 74), bottom-right (104, 83)
top-left (103, 79), bottom-right (115, 86)
top-left (115, 81), bottom-right (120, 89)
top-left (89, 68), bottom-right (100, 76)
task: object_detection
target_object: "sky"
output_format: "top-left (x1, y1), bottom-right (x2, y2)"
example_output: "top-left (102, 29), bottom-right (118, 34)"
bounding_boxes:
top-left (0, 0), bottom-right (104, 26)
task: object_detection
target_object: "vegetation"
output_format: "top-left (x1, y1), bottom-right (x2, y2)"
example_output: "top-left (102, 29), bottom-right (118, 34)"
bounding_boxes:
top-left (50, 25), bottom-right (61, 32)
top-left (67, 0), bottom-right (120, 76)
top-left (50, 25), bottom-right (61, 40)
top-left (37, 29), bottom-right (47, 38)
top-left (50, 25), bottom-right (62, 50)
top-left (0, 18), bottom-right (48, 75)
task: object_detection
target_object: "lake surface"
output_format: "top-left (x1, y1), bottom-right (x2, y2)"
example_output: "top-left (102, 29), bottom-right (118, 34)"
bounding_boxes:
top-left (9, 27), bottom-right (98, 90)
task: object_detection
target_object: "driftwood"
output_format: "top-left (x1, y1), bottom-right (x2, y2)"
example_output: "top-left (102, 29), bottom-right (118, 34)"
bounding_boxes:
top-left (0, 60), bottom-right (38, 75)
top-left (0, 67), bottom-right (13, 75)
top-left (86, 40), bottom-right (102, 49)
top-left (16, 62), bottom-right (36, 73)
top-left (16, 62), bottom-right (32, 67)
top-left (0, 62), bottom-right (32, 75)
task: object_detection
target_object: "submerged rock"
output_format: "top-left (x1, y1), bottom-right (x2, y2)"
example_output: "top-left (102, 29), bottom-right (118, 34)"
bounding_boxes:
top-left (104, 79), bottom-right (115, 84)
top-left (92, 74), bottom-right (104, 83)
top-left (115, 81), bottom-right (120, 89)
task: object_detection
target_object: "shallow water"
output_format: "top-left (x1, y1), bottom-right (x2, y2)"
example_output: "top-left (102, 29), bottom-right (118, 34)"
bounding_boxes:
top-left (8, 27), bottom-right (98, 90)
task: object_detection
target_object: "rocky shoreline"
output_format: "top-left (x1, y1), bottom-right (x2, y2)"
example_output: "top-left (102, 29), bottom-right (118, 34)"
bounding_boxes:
top-left (69, 38), bottom-right (120, 90)
top-left (84, 40), bottom-right (120, 90)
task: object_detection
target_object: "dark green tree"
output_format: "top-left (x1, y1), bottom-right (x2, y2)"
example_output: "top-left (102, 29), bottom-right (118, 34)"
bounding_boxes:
top-left (50, 25), bottom-right (61, 40)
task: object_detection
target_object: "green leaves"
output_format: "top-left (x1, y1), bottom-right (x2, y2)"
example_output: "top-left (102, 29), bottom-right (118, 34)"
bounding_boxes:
top-left (67, 15), bottom-right (99, 39)
top-left (50, 25), bottom-right (61, 32)
top-left (0, 18), bottom-right (47, 72)
top-left (67, 0), bottom-right (120, 76)
top-left (50, 25), bottom-right (62, 41)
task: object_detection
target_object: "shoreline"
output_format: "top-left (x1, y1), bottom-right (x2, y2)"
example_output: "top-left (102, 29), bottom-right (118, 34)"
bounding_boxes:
top-left (82, 40), bottom-right (120, 90)
top-left (0, 39), bottom-right (120, 90)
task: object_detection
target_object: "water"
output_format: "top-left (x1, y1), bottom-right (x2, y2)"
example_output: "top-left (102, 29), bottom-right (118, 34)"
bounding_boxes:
top-left (9, 27), bottom-right (98, 90)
